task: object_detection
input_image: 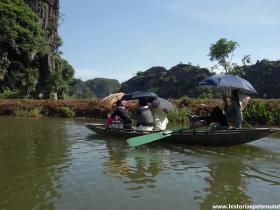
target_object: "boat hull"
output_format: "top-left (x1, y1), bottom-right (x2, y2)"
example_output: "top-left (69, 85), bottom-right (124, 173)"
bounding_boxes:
top-left (167, 129), bottom-right (276, 146)
top-left (86, 124), bottom-right (279, 146)
top-left (86, 124), bottom-right (156, 138)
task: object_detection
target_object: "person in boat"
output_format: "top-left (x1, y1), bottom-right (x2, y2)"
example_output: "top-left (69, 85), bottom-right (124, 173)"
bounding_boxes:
top-left (151, 99), bottom-right (169, 130)
top-left (190, 90), bottom-right (243, 129)
top-left (109, 100), bottom-right (132, 129)
top-left (136, 98), bottom-right (154, 131)
top-left (224, 90), bottom-right (243, 128)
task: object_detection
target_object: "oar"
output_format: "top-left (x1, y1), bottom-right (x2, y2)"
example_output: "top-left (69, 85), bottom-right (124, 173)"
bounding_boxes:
top-left (127, 124), bottom-right (214, 147)
top-left (127, 128), bottom-right (187, 147)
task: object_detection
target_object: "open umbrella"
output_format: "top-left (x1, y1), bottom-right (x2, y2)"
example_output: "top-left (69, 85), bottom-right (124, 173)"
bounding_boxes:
top-left (152, 98), bottom-right (175, 111)
top-left (121, 91), bottom-right (158, 101)
top-left (199, 74), bottom-right (257, 95)
top-left (100, 92), bottom-right (125, 108)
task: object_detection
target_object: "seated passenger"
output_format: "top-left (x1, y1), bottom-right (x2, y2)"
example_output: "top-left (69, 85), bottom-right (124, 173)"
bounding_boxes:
top-left (136, 99), bottom-right (154, 131)
top-left (110, 100), bottom-right (132, 129)
top-left (151, 99), bottom-right (169, 130)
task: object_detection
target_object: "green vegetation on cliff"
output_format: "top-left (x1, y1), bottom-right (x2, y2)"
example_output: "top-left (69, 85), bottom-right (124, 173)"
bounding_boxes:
top-left (0, 0), bottom-right (74, 98)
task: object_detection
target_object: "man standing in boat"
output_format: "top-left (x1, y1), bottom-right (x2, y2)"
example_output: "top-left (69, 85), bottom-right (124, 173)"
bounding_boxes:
top-left (190, 90), bottom-right (244, 129)
top-left (224, 90), bottom-right (243, 128)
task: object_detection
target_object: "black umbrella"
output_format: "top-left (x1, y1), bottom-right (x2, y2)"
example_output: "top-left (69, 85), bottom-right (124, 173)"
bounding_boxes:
top-left (121, 91), bottom-right (158, 101)
top-left (152, 98), bottom-right (175, 111)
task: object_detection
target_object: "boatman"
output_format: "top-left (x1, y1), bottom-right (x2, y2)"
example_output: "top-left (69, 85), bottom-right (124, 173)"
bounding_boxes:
top-left (224, 90), bottom-right (243, 128)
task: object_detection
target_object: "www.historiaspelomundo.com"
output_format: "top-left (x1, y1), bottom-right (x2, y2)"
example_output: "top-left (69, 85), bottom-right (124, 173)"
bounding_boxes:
top-left (212, 203), bottom-right (280, 209)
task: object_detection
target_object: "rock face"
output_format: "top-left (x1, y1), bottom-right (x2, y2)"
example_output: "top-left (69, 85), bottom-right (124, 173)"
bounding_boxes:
top-left (25, 0), bottom-right (60, 51)
top-left (25, 0), bottom-right (60, 96)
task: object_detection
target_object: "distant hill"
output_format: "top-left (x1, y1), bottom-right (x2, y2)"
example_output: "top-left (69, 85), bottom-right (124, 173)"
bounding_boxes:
top-left (121, 60), bottom-right (280, 99)
top-left (121, 64), bottom-right (212, 98)
top-left (243, 60), bottom-right (280, 98)
top-left (68, 60), bottom-right (280, 99)
top-left (85, 78), bottom-right (121, 98)
top-left (68, 79), bottom-right (94, 99)
top-left (69, 78), bottom-right (121, 98)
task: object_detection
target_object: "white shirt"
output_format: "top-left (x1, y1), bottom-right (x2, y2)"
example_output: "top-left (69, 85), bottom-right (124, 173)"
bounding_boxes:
top-left (152, 109), bottom-right (169, 130)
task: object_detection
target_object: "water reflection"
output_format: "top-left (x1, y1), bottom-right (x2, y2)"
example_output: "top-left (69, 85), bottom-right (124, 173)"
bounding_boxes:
top-left (101, 137), bottom-right (162, 190)
top-left (0, 117), bottom-right (72, 210)
top-left (200, 158), bottom-right (251, 209)
top-left (198, 144), bottom-right (280, 209)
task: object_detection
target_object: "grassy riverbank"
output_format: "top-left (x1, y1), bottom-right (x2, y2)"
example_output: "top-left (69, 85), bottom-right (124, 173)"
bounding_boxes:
top-left (0, 98), bottom-right (280, 125)
top-left (0, 99), bottom-right (108, 118)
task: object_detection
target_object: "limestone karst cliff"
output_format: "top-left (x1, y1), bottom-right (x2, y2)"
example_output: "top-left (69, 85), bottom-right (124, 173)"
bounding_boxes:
top-left (24, 0), bottom-right (60, 96)
top-left (0, 0), bottom-right (73, 98)
top-left (25, 0), bottom-right (60, 51)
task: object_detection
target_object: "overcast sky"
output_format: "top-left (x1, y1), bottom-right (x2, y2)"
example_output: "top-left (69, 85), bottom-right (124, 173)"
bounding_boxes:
top-left (59, 0), bottom-right (280, 82)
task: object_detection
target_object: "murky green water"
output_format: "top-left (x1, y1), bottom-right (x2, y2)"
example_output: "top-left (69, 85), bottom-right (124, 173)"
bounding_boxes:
top-left (0, 117), bottom-right (280, 210)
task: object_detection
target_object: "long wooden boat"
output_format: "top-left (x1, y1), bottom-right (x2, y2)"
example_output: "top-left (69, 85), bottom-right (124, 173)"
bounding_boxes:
top-left (86, 124), bottom-right (159, 138)
top-left (85, 124), bottom-right (279, 147)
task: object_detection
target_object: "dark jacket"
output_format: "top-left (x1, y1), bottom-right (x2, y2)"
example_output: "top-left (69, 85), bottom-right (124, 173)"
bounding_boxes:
top-left (111, 107), bottom-right (132, 126)
top-left (136, 106), bottom-right (154, 127)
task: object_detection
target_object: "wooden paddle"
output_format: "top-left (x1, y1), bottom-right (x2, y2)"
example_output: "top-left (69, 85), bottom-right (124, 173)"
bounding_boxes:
top-left (127, 124), bottom-right (215, 147)
top-left (127, 128), bottom-right (186, 147)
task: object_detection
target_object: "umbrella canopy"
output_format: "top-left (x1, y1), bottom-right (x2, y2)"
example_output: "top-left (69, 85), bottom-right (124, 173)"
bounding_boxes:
top-left (100, 92), bottom-right (125, 108)
top-left (121, 91), bottom-right (158, 101)
top-left (152, 98), bottom-right (175, 111)
top-left (199, 74), bottom-right (257, 95)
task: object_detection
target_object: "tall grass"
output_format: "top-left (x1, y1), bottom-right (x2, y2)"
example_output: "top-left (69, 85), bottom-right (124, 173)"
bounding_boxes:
top-left (243, 100), bottom-right (280, 125)
top-left (59, 107), bottom-right (75, 118)
top-left (166, 108), bottom-right (190, 123)
top-left (12, 107), bottom-right (42, 117)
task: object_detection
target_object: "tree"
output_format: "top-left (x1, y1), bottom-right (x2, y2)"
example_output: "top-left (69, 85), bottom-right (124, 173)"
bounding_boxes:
top-left (242, 55), bottom-right (251, 66)
top-left (209, 38), bottom-right (238, 74)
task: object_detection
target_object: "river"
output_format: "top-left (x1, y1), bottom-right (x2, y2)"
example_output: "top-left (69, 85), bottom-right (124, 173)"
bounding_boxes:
top-left (0, 117), bottom-right (279, 210)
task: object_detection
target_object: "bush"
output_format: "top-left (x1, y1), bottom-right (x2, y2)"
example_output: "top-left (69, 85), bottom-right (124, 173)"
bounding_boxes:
top-left (0, 90), bottom-right (23, 99)
top-left (243, 100), bottom-right (272, 124)
top-left (271, 110), bottom-right (280, 125)
top-left (12, 107), bottom-right (42, 117)
top-left (59, 107), bottom-right (75, 118)
top-left (179, 96), bottom-right (192, 107)
top-left (166, 108), bottom-right (190, 123)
